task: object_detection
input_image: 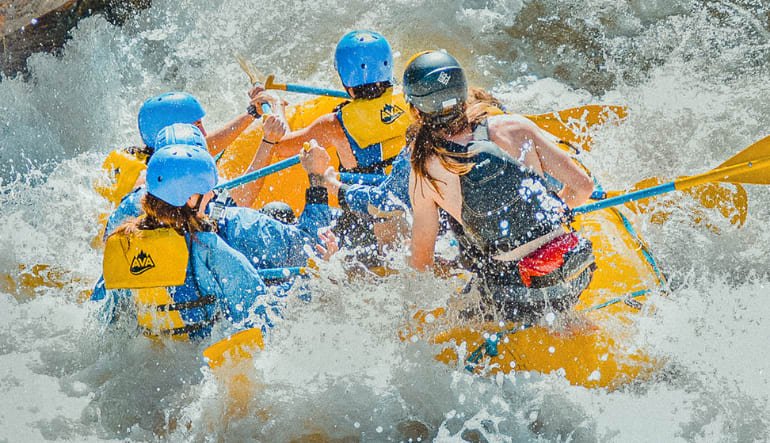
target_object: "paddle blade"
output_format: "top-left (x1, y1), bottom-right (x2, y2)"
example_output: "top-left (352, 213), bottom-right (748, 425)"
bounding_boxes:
top-left (717, 134), bottom-right (770, 169)
top-left (203, 327), bottom-right (264, 369)
top-left (712, 134), bottom-right (770, 185)
top-left (618, 177), bottom-right (747, 229)
top-left (717, 155), bottom-right (770, 185)
top-left (233, 54), bottom-right (266, 85)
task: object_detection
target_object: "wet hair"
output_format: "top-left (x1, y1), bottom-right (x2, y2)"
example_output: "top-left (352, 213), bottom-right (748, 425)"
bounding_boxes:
top-left (468, 86), bottom-right (504, 111)
top-left (349, 81), bottom-right (392, 100)
top-left (125, 145), bottom-right (154, 163)
top-left (113, 193), bottom-right (215, 237)
top-left (409, 87), bottom-right (503, 196)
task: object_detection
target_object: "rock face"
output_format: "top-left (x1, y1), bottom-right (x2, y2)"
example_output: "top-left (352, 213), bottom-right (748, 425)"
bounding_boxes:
top-left (0, 0), bottom-right (150, 78)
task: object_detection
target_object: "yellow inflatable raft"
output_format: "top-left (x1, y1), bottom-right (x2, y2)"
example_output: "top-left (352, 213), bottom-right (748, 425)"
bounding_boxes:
top-left (212, 97), bottom-right (669, 390)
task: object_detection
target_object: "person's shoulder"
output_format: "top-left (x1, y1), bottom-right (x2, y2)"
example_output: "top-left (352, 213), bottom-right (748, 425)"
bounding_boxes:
top-left (307, 111), bottom-right (341, 130)
top-left (488, 113), bottom-right (538, 136)
top-left (193, 231), bottom-right (223, 248)
top-left (487, 112), bottom-right (531, 127)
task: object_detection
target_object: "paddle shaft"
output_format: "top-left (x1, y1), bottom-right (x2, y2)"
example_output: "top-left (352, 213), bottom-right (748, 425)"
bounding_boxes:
top-left (216, 155), bottom-right (300, 190)
top-left (283, 83), bottom-right (350, 98)
top-left (265, 75), bottom-right (351, 98)
top-left (574, 156), bottom-right (770, 214)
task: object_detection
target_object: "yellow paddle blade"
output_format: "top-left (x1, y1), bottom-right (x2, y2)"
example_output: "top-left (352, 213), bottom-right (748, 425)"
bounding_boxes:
top-left (714, 134), bottom-right (770, 185)
top-left (203, 327), bottom-right (264, 369)
top-left (614, 177), bottom-right (748, 229)
top-left (233, 54), bottom-right (266, 86)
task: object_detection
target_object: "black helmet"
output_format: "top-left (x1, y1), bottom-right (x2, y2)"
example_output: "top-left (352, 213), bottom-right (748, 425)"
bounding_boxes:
top-left (403, 51), bottom-right (468, 116)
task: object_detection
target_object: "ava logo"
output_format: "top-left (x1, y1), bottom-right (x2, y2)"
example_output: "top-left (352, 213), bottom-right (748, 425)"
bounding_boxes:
top-left (437, 71), bottom-right (451, 85)
top-left (380, 103), bottom-right (405, 124)
top-left (130, 250), bottom-right (156, 275)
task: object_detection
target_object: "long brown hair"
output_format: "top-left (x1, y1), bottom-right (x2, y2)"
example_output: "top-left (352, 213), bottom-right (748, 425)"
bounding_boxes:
top-left (409, 87), bottom-right (502, 195)
top-left (112, 193), bottom-right (215, 237)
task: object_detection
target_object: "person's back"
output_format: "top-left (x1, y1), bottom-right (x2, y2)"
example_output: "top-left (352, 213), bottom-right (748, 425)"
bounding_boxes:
top-left (94, 144), bottom-right (275, 340)
top-left (257, 31), bottom-right (411, 252)
top-left (405, 51), bottom-right (595, 321)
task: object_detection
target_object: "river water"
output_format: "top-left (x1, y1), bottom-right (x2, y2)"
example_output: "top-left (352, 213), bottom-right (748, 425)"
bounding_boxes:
top-left (1, 0), bottom-right (769, 441)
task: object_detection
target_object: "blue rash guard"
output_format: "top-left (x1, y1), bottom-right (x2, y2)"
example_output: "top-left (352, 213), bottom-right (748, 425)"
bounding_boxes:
top-left (215, 188), bottom-right (338, 269)
top-left (339, 148), bottom-right (411, 216)
top-left (91, 231), bottom-right (279, 339)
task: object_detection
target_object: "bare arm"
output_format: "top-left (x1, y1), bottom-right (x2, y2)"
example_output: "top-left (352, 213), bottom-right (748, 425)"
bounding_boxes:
top-left (408, 169), bottom-right (440, 271)
top-left (206, 113), bottom-right (255, 157)
top-left (534, 131), bottom-right (593, 207)
top-left (269, 113), bottom-right (352, 165)
top-left (206, 86), bottom-right (287, 157)
top-left (229, 114), bottom-right (289, 207)
top-left (491, 116), bottom-right (593, 208)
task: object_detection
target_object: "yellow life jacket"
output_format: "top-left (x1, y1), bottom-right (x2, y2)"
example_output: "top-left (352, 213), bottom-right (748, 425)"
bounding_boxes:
top-left (95, 148), bottom-right (149, 206)
top-left (103, 227), bottom-right (217, 340)
top-left (338, 87), bottom-right (412, 174)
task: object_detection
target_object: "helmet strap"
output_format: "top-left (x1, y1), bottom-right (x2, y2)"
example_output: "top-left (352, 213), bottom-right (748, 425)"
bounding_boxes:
top-left (190, 194), bottom-right (205, 215)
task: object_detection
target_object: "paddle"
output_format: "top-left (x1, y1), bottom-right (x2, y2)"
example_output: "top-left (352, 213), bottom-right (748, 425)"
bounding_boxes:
top-left (573, 135), bottom-right (770, 215)
top-left (264, 75), bottom-right (351, 98)
top-left (203, 327), bottom-right (264, 369)
top-left (234, 54), bottom-right (272, 114)
top-left (216, 154), bottom-right (300, 190)
top-left (597, 178), bottom-right (748, 229)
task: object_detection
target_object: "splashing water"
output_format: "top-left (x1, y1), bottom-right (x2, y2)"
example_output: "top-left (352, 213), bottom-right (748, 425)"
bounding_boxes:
top-left (2, 0), bottom-right (770, 440)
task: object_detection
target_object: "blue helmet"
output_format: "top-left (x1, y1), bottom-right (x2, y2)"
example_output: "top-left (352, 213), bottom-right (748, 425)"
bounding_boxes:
top-left (137, 92), bottom-right (206, 148)
top-left (155, 123), bottom-right (207, 150)
top-left (334, 30), bottom-right (393, 88)
top-left (146, 144), bottom-right (218, 207)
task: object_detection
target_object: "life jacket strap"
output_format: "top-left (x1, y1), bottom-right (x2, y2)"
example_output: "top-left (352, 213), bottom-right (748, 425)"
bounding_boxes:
top-left (339, 155), bottom-right (397, 174)
top-left (142, 311), bottom-right (222, 337)
top-left (155, 294), bottom-right (217, 312)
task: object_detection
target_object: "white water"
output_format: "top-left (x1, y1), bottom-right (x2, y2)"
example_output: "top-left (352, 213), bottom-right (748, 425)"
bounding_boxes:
top-left (1, 0), bottom-right (769, 441)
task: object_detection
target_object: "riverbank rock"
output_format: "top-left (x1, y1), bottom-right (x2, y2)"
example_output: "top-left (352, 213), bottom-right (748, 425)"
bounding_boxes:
top-left (1, 0), bottom-right (150, 78)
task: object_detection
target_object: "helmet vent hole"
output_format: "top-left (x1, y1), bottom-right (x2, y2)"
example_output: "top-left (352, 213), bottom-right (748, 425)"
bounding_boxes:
top-left (384, 61), bottom-right (388, 66)
top-left (157, 177), bottom-right (163, 182)
top-left (186, 153), bottom-right (192, 157)
top-left (361, 63), bottom-right (366, 69)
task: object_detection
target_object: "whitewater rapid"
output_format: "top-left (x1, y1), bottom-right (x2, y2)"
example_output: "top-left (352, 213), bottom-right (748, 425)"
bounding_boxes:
top-left (1, 0), bottom-right (769, 441)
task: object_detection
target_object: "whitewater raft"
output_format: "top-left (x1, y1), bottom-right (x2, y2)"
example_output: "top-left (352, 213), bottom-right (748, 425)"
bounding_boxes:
top-left (215, 96), bottom-right (668, 390)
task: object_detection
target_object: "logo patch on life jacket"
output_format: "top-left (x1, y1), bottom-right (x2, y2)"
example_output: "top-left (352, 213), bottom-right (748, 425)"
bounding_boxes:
top-left (130, 250), bottom-right (156, 275)
top-left (380, 103), bottom-right (405, 124)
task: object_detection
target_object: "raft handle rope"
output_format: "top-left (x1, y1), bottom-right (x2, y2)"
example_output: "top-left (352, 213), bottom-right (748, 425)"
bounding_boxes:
top-left (463, 288), bottom-right (653, 372)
